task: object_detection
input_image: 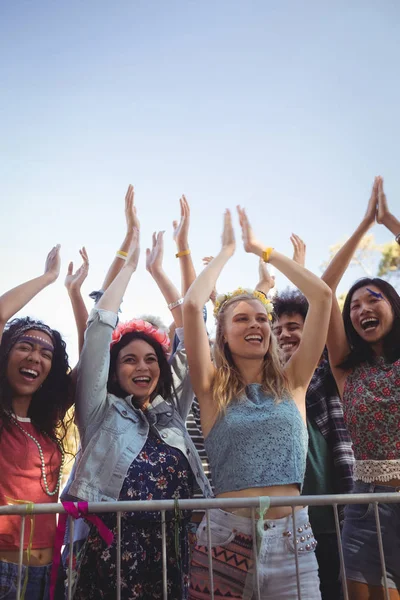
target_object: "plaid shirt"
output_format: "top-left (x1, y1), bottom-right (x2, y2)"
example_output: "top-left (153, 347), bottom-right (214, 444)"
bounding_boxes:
top-left (306, 354), bottom-right (354, 494)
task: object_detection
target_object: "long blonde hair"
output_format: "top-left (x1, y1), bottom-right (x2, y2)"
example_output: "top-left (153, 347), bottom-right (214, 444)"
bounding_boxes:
top-left (212, 294), bottom-right (289, 415)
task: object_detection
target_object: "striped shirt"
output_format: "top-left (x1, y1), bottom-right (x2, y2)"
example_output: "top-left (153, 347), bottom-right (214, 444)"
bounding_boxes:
top-left (186, 397), bottom-right (214, 497)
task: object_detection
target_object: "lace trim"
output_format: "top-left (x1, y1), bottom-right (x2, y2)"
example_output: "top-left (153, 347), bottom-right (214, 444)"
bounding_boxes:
top-left (355, 459), bottom-right (400, 483)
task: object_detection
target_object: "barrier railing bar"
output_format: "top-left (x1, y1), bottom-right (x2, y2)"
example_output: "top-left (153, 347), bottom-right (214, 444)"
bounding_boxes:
top-left (333, 503), bottom-right (349, 600)
top-left (16, 514), bottom-right (25, 599)
top-left (161, 510), bottom-right (167, 600)
top-left (251, 507), bottom-right (261, 600)
top-left (374, 502), bottom-right (390, 600)
top-left (292, 507), bottom-right (302, 600)
top-left (116, 510), bottom-right (121, 600)
top-left (67, 516), bottom-right (74, 600)
top-left (206, 509), bottom-right (215, 600)
top-left (1, 493), bottom-right (398, 515)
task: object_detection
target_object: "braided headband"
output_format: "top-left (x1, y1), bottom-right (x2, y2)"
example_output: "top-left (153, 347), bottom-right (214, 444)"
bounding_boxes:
top-left (110, 319), bottom-right (170, 353)
top-left (8, 322), bottom-right (55, 350)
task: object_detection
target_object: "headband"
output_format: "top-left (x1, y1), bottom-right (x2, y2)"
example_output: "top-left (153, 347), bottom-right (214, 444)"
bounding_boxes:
top-left (213, 287), bottom-right (274, 320)
top-left (7, 322), bottom-right (55, 350)
top-left (110, 319), bottom-right (170, 353)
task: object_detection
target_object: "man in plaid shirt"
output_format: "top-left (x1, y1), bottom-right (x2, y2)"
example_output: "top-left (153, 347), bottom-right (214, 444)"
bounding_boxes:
top-left (273, 289), bottom-right (354, 600)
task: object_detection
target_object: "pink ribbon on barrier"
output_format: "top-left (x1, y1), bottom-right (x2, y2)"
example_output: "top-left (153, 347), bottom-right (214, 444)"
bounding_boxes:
top-left (50, 501), bottom-right (114, 600)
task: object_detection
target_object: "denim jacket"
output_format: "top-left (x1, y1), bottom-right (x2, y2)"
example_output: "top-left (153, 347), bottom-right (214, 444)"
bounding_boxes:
top-left (67, 308), bottom-right (212, 502)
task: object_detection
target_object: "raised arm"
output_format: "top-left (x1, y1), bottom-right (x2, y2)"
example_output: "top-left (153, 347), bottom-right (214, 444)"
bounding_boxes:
top-left (173, 195), bottom-right (197, 295)
top-left (146, 231), bottom-right (183, 328)
top-left (321, 178), bottom-right (378, 385)
top-left (64, 247), bottom-right (89, 356)
top-left (237, 206), bottom-right (332, 397)
top-left (183, 210), bottom-right (235, 421)
top-left (322, 178), bottom-right (377, 292)
top-left (75, 227), bottom-right (140, 433)
top-left (377, 176), bottom-right (400, 238)
top-left (290, 233), bottom-right (306, 267)
top-left (255, 258), bottom-right (275, 296)
top-left (0, 245), bottom-right (61, 341)
top-left (100, 184), bottom-right (137, 292)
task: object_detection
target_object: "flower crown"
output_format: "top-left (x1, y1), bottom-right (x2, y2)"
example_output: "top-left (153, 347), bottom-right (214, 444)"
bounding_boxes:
top-left (110, 319), bottom-right (170, 353)
top-left (213, 287), bottom-right (274, 320)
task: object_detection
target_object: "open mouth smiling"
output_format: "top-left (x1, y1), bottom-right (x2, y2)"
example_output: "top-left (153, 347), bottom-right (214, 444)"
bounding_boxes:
top-left (281, 341), bottom-right (297, 351)
top-left (244, 334), bottom-right (263, 344)
top-left (19, 368), bottom-right (39, 381)
top-left (360, 317), bottom-right (380, 332)
top-left (132, 376), bottom-right (151, 387)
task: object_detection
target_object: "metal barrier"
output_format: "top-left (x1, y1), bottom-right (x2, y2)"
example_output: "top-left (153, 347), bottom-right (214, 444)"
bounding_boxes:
top-left (1, 492), bottom-right (399, 600)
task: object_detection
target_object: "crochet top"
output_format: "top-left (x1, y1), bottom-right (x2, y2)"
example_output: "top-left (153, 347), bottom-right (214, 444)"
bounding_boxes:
top-left (343, 357), bottom-right (400, 483)
top-left (204, 384), bottom-right (308, 495)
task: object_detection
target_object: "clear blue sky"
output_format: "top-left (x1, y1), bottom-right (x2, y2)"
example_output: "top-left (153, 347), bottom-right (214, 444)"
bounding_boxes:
top-left (1, 0), bottom-right (399, 364)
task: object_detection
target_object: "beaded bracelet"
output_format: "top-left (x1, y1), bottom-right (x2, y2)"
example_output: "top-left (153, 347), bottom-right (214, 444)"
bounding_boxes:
top-left (168, 298), bottom-right (184, 310)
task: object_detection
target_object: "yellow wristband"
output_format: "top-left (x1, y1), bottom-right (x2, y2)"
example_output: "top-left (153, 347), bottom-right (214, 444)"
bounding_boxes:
top-left (116, 250), bottom-right (128, 260)
top-left (262, 247), bottom-right (274, 263)
top-left (176, 249), bottom-right (191, 258)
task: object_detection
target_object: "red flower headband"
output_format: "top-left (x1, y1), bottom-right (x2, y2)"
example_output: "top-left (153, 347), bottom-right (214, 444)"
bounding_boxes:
top-left (110, 319), bottom-right (170, 353)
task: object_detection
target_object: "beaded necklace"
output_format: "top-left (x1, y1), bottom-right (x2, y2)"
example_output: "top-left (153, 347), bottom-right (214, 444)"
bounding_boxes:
top-left (12, 417), bottom-right (65, 497)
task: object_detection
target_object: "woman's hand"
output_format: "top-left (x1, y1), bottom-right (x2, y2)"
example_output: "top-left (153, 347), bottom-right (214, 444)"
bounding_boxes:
top-left (173, 195), bottom-right (190, 251)
top-left (44, 244), bottom-right (61, 283)
top-left (146, 231), bottom-right (164, 275)
top-left (221, 209), bottom-right (236, 256)
top-left (290, 234), bottom-right (306, 267)
top-left (237, 206), bottom-right (262, 256)
top-left (377, 177), bottom-right (390, 225)
top-left (125, 184), bottom-right (139, 233)
top-left (65, 247), bottom-right (89, 294)
top-left (257, 259), bottom-right (275, 293)
top-left (363, 177), bottom-right (379, 227)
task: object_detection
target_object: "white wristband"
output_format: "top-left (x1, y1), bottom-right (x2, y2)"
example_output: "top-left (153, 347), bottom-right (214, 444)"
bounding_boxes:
top-left (168, 298), bottom-right (184, 311)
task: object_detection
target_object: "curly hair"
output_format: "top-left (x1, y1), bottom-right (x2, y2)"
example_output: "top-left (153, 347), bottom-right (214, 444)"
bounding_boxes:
top-left (340, 278), bottom-right (400, 368)
top-left (272, 288), bottom-right (309, 323)
top-left (108, 331), bottom-right (175, 402)
top-left (0, 317), bottom-right (72, 449)
top-left (212, 294), bottom-right (289, 414)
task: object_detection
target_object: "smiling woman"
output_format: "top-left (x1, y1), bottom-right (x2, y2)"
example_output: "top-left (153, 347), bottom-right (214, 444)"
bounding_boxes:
top-left (322, 177), bottom-right (400, 599)
top-left (183, 207), bottom-right (332, 599)
top-left (61, 188), bottom-right (212, 600)
top-left (0, 247), bottom-right (72, 600)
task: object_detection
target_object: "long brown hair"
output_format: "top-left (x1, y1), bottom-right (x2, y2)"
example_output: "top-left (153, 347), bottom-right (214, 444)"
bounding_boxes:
top-left (212, 294), bottom-right (289, 414)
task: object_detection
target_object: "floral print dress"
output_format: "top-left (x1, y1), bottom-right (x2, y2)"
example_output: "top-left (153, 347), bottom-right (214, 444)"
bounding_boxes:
top-left (343, 357), bottom-right (400, 483)
top-left (74, 431), bottom-right (194, 600)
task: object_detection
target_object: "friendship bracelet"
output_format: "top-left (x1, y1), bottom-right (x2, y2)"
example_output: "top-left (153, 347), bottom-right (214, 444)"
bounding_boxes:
top-left (176, 249), bottom-right (191, 258)
top-left (116, 250), bottom-right (128, 260)
top-left (262, 247), bottom-right (274, 263)
top-left (395, 233), bottom-right (400, 246)
top-left (168, 298), bottom-right (184, 310)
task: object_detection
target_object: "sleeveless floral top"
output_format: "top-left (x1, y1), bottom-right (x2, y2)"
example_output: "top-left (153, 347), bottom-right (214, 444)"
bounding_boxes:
top-left (343, 357), bottom-right (400, 483)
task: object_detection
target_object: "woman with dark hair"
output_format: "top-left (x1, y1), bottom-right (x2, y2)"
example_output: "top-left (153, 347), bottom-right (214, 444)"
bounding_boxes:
top-left (67, 199), bottom-right (211, 600)
top-left (323, 177), bottom-right (400, 599)
top-left (0, 245), bottom-right (72, 600)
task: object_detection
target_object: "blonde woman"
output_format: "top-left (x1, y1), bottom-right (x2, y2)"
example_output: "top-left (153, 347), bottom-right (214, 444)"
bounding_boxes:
top-left (183, 208), bottom-right (332, 600)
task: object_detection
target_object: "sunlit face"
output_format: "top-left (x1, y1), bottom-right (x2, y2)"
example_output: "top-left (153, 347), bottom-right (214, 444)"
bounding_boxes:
top-left (272, 313), bottom-right (305, 363)
top-left (6, 330), bottom-right (54, 398)
top-left (349, 285), bottom-right (394, 345)
top-left (116, 339), bottom-right (161, 405)
top-left (222, 299), bottom-right (271, 360)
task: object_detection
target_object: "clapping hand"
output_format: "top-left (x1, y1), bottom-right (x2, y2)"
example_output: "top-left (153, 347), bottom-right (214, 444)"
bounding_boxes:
top-left (65, 247), bottom-right (89, 293)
